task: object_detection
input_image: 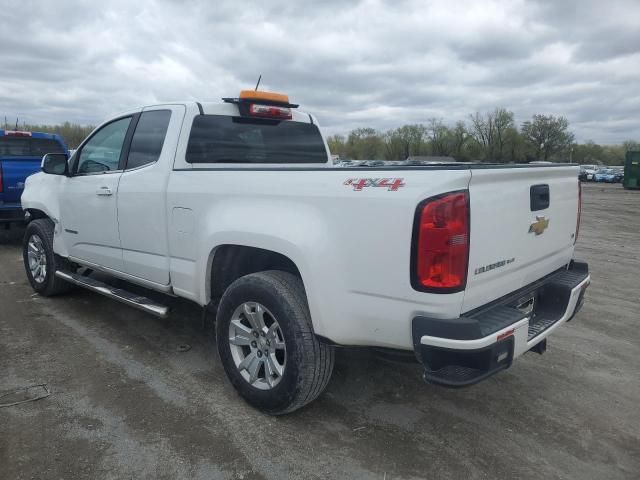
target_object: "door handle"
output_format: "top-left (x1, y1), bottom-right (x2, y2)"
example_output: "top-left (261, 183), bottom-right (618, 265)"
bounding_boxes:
top-left (96, 186), bottom-right (113, 196)
top-left (530, 184), bottom-right (549, 211)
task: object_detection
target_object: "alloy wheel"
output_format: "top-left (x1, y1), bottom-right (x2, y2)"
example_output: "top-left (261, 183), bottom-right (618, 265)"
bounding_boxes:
top-left (27, 234), bottom-right (47, 284)
top-left (228, 302), bottom-right (286, 390)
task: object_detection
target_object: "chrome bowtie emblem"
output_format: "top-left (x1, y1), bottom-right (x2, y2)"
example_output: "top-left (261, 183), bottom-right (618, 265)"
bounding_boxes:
top-left (529, 216), bottom-right (549, 235)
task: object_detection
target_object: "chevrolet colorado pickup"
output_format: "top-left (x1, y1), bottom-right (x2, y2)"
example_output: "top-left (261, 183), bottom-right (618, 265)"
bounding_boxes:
top-left (0, 129), bottom-right (67, 226)
top-left (20, 91), bottom-right (590, 414)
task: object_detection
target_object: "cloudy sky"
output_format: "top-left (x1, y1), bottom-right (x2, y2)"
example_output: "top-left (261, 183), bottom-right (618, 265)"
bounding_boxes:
top-left (1, 0), bottom-right (639, 143)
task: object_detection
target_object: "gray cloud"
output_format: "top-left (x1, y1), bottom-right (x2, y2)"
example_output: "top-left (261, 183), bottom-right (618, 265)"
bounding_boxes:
top-left (0, 0), bottom-right (639, 143)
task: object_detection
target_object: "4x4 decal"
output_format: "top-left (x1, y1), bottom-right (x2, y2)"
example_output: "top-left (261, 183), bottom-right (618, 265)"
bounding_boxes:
top-left (344, 178), bottom-right (405, 191)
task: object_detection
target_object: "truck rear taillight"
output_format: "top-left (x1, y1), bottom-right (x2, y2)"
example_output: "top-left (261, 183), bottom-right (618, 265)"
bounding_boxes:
top-left (248, 103), bottom-right (292, 120)
top-left (575, 180), bottom-right (582, 244)
top-left (412, 191), bottom-right (470, 293)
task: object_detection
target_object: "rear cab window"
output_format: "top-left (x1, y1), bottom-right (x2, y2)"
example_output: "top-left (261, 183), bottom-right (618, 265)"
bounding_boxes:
top-left (0, 136), bottom-right (65, 157)
top-left (185, 115), bottom-right (328, 164)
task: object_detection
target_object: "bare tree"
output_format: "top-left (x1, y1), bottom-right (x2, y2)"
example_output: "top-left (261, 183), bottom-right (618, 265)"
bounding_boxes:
top-left (469, 108), bottom-right (514, 162)
top-left (449, 121), bottom-right (468, 160)
top-left (426, 118), bottom-right (449, 156)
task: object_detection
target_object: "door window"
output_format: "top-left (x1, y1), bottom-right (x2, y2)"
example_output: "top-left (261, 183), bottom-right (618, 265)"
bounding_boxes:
top-left (76, 117), bottom-right (131, 174)
top-left (125, 110), bottom-right (171, 170)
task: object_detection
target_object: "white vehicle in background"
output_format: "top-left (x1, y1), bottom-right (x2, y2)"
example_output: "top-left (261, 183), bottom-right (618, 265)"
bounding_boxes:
top-left (581, 164), bottom-right (598, 181)
top-left (21, 90), bottom-right (590, 414)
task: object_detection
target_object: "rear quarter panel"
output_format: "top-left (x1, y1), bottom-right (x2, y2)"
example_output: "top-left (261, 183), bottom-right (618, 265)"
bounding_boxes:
top-left (0, 158), bottom-right (41, 203)
top-left (167, 168), bottom-right (471, 349)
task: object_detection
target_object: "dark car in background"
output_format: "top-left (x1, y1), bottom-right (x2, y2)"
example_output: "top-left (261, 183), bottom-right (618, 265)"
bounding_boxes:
top-left (613, 167), bottom-right (625, 183)
top-left (0, 129), bottom-right (68, 226)
top-left (579, 166), bottom-right (590, 182)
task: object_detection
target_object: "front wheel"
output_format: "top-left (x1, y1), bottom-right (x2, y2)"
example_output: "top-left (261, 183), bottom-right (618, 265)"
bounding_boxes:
top-left (23, 219), bottom-right (73, 296)
top-left (216, 271), bottom-right (334, 415)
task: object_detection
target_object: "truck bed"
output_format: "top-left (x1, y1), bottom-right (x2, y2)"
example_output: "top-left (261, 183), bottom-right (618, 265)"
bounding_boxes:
top-left (166, 162), bottom-right (579, 348)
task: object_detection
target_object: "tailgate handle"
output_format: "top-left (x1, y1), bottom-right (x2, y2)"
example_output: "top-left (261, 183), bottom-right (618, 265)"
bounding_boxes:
top-left (530, 184), bottom-right (549, 211)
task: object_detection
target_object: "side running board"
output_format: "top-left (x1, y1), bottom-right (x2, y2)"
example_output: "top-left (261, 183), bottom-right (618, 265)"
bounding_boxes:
top-left (55, 270), bottom-right (169, 318)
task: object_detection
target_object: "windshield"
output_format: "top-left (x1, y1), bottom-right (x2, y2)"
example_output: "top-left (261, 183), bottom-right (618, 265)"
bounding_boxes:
top-left (186, 115), bottom-right (328, 164)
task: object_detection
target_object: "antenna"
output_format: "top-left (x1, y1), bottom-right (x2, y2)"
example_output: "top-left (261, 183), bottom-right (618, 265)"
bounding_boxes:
top-left (254, 74), bottom-right (262, 91)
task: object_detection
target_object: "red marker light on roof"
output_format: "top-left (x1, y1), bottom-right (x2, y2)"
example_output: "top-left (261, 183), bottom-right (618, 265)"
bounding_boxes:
top-left (222, 89), bottom-right (298, 120)
top-left (249, 103), bottom-right (292, 120)
top-left (5, 130), bottom-right (32, 137)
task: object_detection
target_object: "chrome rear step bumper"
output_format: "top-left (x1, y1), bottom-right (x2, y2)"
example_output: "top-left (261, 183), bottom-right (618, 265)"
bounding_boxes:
top-left (412, 261), bottom-right (590, 387)
top-left (55, 270), bottom-right (169, 318)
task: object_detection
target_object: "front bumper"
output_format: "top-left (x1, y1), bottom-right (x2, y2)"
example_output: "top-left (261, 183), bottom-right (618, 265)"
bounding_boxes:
top-left (412, 261), bottom-right (590, 387)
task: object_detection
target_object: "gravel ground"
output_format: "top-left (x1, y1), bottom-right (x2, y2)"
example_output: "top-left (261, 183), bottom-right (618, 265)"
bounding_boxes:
top-left (0, 182), bottom-right (638, 479)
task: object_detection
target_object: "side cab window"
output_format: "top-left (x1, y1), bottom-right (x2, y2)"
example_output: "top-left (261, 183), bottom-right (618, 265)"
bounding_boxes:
top-left (75, 117), bottom-right (132, 174)
top-left (125, 110), bottom-right (172, 170)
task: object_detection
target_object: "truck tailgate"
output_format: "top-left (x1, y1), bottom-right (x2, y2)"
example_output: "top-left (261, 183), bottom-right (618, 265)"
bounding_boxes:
top-left (0, 157), bottom-right (41, 203)
top-left (462, 166), bottom-right (579, 313)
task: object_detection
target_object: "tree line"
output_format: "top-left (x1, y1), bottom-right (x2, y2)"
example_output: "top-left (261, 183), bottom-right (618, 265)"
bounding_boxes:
top-left (327, 108), bottom-right (639, 165)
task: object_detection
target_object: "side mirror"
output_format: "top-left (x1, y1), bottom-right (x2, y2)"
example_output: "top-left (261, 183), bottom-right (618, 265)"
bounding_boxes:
top-left (41, 153), bottom-right (69, 175)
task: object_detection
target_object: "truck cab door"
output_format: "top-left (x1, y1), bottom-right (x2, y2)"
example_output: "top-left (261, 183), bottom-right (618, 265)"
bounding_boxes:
top-left (59, 115), bottom-right (137, 272)
top-left (117, 105), bottom-right (185, 285)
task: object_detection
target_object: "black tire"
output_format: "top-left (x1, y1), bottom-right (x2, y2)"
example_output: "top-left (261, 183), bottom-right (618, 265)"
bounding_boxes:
top-left (23, 218), bottom-right (74, 296)
top-left (216, 270), bottom-right (334, 415)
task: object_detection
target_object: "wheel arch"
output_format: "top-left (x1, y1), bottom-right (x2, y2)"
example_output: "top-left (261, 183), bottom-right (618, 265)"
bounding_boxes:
top-left (207, 244), bottom-right (305, 307)
top-left (192, 206), bottom-right (334, 339)
top-left (25, 208), bottom-right (51, 223)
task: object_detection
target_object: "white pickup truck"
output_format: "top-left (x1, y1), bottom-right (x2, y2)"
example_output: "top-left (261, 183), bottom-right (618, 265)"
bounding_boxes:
top-left (21, 90), bottom-right (590, 414)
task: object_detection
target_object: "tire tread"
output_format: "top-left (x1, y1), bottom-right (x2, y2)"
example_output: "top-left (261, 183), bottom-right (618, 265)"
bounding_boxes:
top-left (256, 270), bottom-right (334, 414)
top-left (217, 270), bottom-right (334, 415)
top-left (24, 219), bottom-right (74, 296)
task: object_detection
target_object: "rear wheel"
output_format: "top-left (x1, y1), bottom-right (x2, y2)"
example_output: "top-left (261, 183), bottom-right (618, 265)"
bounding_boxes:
top-left (227, 301), bottom-right (287, 390)
top-left (23, 219), bottom-right (74, 296)
top-left (216, 270), bottom-right (334, 415)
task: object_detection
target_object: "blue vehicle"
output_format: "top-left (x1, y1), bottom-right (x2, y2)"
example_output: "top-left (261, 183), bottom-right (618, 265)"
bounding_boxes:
top-left (594, 168), bottom-right (623, 183)
top-left (0, 129), bottom-right (68, 226)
